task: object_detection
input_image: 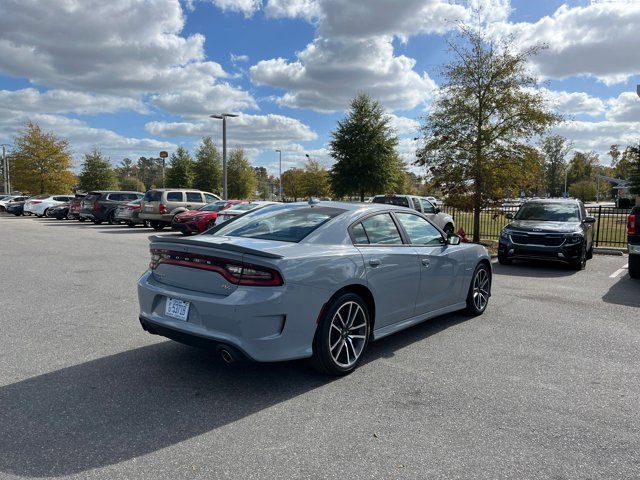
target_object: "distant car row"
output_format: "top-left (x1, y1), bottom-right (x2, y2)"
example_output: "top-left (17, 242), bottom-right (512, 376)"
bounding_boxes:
top-left (0, 190), bottom-right (281, 235)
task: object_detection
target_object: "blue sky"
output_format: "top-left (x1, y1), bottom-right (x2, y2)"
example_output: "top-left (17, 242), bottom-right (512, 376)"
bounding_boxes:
top-left (1, 0), bottom-right (639, 175)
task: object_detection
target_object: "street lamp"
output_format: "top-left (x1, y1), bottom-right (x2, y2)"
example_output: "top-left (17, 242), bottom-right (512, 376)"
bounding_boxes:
top-left (564, 162), bottom-right (572, 198)
top-left (275, 149), bottom-right (283, 202)
top-left (1, 144), bottom-right (10, 194)
top-left (210, 113), bottom-right (239, 200)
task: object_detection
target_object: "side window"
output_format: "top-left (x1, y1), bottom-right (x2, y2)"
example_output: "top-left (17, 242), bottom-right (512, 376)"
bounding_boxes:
top-left (360, 213), bottom-right (403, 245)
top-left (351, 223), bottom-right (370, 244)
top-left (395, 212), bottom-right (443, 246)
top-left (166, 192), bottom-right (183, 202)
top-left (420, 198), bottom-right (435, 214)
top-left (52, 196), bottom-right (66, 202)
top-left (186, 192), bottom-right (203, 203)
top-left (108, 193), bottom-right (122, 202)
top-left (579, 202), bottom-right (587, 219)
top-left (411, 197), bottom-right (422, 212)
top-left (204, 193), bottom-right (217, 203)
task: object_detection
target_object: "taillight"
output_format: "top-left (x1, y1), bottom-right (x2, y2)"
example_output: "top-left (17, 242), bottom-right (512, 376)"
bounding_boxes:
top-left (628, 214), bottom-right (637, 235)
top-left (131, 204), bottom-right (141, 210)
top-left (32, 200), bottom-right (42, 204)
top-left (93, 200), bottom-right (100, 211)
top-left (159, 203), bottom-right (167, 214)
top-left (149, 249), bottom-right (283, 286)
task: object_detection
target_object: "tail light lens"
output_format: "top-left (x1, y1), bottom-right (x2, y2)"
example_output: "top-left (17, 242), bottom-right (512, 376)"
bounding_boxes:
top-left (628, 214), bottom-right (637, 235)
top-left (159, 203), bottom-right (167, 214)
top-left (149, 249), bottom-right (283, 286)
top-left (93, 200), bottom-right (100, 211)
top-left (128, 204), bottom-right (141, 210)
top-left (31, 200), bottom-right (42, 204)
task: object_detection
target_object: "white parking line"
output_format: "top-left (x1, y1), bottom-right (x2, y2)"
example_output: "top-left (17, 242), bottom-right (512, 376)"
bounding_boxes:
top-left (609, 264), bottom-right (629, 278)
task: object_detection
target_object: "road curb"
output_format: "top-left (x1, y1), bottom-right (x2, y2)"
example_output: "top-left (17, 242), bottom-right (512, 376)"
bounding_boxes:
top-left (593, 247), bottom-right (625, 256)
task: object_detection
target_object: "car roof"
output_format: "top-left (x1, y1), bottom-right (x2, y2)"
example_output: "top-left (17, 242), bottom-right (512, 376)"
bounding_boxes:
top-left (87, 190), bottom-right (143, 194)
top-left (522, 198), bottom-right (581, 204)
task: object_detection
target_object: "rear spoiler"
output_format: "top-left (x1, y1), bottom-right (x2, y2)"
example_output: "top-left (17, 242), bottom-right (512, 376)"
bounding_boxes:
top-left (148, 236), bottom-right (284, 259)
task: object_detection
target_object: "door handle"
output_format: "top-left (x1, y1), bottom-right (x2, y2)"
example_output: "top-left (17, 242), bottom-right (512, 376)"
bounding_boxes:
top-left (421, 258), bottom-right (430, 267)
top-left (369, 259), bottom-right (381, 267)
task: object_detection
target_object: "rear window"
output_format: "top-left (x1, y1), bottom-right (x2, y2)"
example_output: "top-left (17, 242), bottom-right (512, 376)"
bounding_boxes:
top-left (211, 205), bottom-right (345, 243)
top-left (143, 190), bottom-right (162, 202)
top-left (166, 191), bottom-right (183, 202)
top-left (372, 196), bottom-right (410, 208)
top-left (186, 192), bottom-right (203, 202)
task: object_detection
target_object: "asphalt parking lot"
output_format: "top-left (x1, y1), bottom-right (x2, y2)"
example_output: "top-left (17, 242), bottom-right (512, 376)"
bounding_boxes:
top-left (1, 215), bottom-right (639, 480)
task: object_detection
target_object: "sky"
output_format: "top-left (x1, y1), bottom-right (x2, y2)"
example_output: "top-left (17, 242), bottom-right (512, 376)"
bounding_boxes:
top-left (1, 0), bottom-right (640, 175)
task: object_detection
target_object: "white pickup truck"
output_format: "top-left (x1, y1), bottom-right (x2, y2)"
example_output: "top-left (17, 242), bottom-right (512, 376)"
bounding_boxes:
top-left (372, 194), bottom-right (455, 234)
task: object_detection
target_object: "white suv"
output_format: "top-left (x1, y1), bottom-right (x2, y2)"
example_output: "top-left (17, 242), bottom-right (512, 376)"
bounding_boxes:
top-left (371, 195), bottom-right (455, 234)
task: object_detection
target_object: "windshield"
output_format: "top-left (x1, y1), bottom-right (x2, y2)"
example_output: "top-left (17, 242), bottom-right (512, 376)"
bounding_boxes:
top-left (210, 205), bottom-right (346, 243)
top-left (199, 201), bottom-right (227, 212)
top-left (514, 203), bottom-right (581, 222)
top-left (372, 196), bottom-right (410, 208)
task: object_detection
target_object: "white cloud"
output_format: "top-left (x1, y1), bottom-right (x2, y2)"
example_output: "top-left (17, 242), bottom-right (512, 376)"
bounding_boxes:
top-left (605, 92), bottom-right (640, 122)
top-left (0, 88), bottom-right (147, 115)
top-left (265, 0), bottom-right (320, 21)
top-left (387, 114), bottom-right (420, 136)
top-left (553, 119), bottom-right (640, 161)
top-left (207, 0), bottom-right (262, 17)
top-left (151, 84), bottom-right (257, 117)
top-left (230, 53), bottom-right (250, 63)
top-left (145, 113), bottom-right (317, 151)
top-left (540, 88), bottom-right (606, 117)
top-left (495, 1), bottom-right (640, 84)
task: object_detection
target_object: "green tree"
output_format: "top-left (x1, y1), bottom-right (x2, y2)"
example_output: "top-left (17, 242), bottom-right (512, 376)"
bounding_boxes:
top-left (416, 27), bottom-right (559, 242)
top-left (253, 166), bottom-right (271, 200)
top-left (542, 135), bottom-right (573, 197)
top-left (114, 158), bottom-right (136, 185)
top-left (227, 148), bottom-right (256, 199)
top-left (567, 151), bottom-right (599, 185)
top-left (302, 158), bottom-right (330, 198)
top-left (119, 177), bottom-right (146, 192)
top-left (10, 121), bottom-right (76, 194)
top-left (192, 136), bottom-right (222, 193)
top-left (615, 145), bottom-right (637, 181)
top-left (282, 168), bottom-right (305, 201)
top-left (626, 144), bottom-right (640, 197)
top-left (137, 156), bottom-right (163, 190)
top-left (78, 148), bottom-right (116, 191)
top-left (329, 94), bottom-right (401, 201)
top-left (568, 180), bottom-right (597, 202)
top-left (165, 147), bottom-right (194, 188)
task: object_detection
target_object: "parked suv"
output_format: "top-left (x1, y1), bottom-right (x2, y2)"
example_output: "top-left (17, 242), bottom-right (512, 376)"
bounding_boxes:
top-left (627, 205), bottom-right (639, 279)
top-left (371, 194), bottom-right (455, 234)
top-left (498, 198), bottom-right (595, 270)
top-left (139, 189), bottom-right (221, 231)
top-left (79, 191), bottom-right (144, 224)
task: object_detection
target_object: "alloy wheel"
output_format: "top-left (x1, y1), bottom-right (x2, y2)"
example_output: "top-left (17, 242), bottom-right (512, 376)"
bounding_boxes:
top-left (472, 268), bottom-right (490, 311)
top-left (328, 301), bottom-right (368, 368)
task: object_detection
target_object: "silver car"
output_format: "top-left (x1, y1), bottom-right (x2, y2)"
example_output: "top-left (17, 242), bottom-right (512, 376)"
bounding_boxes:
top-left (137, 201), bottom-right (491, 375)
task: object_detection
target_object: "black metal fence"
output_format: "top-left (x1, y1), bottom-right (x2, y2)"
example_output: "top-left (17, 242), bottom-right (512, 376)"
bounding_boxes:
top-left (441, 205), bottom-right (630, 248)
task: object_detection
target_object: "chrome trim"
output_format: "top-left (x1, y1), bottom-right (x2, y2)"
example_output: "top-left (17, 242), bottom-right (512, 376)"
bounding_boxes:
top-left (509, 233), bottom-right (566, 247)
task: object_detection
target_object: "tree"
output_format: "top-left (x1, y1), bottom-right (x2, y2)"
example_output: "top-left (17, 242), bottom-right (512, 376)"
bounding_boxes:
top-left (253, 166), bottom-right (271, 200)
top-left (9, 121), bottom-right (76, 194)
top-left (568, 180), bottom-right (597, 202)
top-left (567, 151), bottom-right (599, 185)
top-left (615, 145), bottom-right (638, 181)
top-left (114, 158), bottom-right (137, 185)
top-left (416, 27), bottom-right (560, 242)
top-left (192, 136), bottom-right (222, 193)
top-left (119, 177), bottom-right (146, 192)
top-left (165, 147), bottom-right (194, 188)
top-left (626, 144), bottom-right (640, 197)
top-left (137, 156), bottom-right (163, 190)
top-left (329, 94), bottom-right (401, 201)
top-left (78, 148), bottom-right (116, 191)
top-left (227, 148), bottom-right (256, 199)
top-left (302, 158), bottom-right (330, 198)
top-left (542, 135), bottom-right (573, 197)
top-left (282, 168), bottom-right (305, 201)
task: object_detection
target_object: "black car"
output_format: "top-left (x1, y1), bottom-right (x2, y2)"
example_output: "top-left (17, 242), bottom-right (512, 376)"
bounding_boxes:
top-left (6, 198), bottom-right (28, 216)
top-left (47, 202), bottom-right (70, 220)
top-left (498, 198), bottom-right (595, 270)
top-left (627, 205), bottom-right (639, 279)
top-left (79, 191), bottom-right (144, 224)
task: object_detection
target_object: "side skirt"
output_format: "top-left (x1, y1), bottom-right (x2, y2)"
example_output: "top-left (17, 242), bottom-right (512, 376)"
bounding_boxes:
top-left (371, 302), bottom-right (467, 341)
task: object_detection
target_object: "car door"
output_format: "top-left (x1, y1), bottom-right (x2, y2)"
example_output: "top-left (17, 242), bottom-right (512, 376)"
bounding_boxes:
top-left (185, 191), bottom-right (204, 210)
top-left (353, 212), bottom-right (421, 328)
top-left (394, 211), bottom-right (466, 314)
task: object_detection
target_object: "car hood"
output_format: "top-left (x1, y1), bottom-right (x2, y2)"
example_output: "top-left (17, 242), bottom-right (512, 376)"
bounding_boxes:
top-left (506, 220), bottom-right (581, 234)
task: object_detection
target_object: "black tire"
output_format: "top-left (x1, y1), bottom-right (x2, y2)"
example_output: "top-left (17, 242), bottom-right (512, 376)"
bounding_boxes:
top-left (126, 221), bottom-right (135, 228)
top-left (143, 220), bottom-right (150, 228)
top-left (497, 251), bottom-right (511, 265)
top-left (78, 217), bottom-right (86, 222)
top-left (13, 212), bottom-right (21, 217)
top-left (92, 219), bottom-right (102, 225)
top-left (629, 255), bottom-right (640, 279)
top-left (571, 242), bottom-right (587, 271)
top-left (443, 223), bottom-right (454, 235)
top-left (312, 292), bottom-right (371, 376)
top-left (466, 263), bottom-right (491, 315)
top-left (180, 230), bottom-right (191, 236)
top-left (107, 211), bottom-right (116, 225)
top-left (151, 221), bottom-right (165, 231)
top-left (586, 244), bottom-right (593, 260)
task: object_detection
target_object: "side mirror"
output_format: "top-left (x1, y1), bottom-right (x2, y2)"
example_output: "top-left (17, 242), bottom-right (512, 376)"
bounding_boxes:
top-left (584, 216), bottom-right (596, 224)
top-left (434, 208), bottom-right (441, 214)
top-left (447, 234), bottom-right (461, 246)
top-left (505, 213), bottom-right (513, 220)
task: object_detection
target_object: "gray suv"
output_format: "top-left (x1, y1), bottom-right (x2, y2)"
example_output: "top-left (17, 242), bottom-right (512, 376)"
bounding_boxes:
top-left (79, 191), bottom-right (144, 224)
top-left (139, 189), bottom-right (221, 231)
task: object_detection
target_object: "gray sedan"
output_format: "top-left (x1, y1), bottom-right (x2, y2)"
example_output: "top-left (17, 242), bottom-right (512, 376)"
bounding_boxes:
top-left (137, 201), bottom-right (492, 375)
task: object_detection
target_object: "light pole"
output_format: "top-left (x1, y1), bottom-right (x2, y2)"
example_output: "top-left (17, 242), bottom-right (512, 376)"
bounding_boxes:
top-left (564, 162), bottom-right (571, 198)
top-left (275, 149), bottom-right (282, 201)
top-left (1, 144), bottom-right (9, 194)
top-left (210, 113), bottom-right (239, 199)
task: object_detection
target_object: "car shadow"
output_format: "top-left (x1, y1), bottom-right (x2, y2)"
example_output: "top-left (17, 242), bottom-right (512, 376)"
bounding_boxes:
top-left (0, 311), bottom-right (471, 477)
top-left (602, 274), bottom-right (640, 307)
top-left (491, 260), bottom-right (578, 278)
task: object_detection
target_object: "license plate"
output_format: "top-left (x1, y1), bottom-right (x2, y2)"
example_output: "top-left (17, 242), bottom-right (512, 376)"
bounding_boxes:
top-left (165, 298), bottom-right (190, 321)
top-left (145, 205), bottom-right (153, 211)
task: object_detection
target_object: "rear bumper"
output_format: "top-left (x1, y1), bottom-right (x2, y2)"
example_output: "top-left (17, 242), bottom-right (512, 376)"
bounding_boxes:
top-left (139, 213), bottom-right (173, 223)
top-left (137, 270), bottom-right (326, 362)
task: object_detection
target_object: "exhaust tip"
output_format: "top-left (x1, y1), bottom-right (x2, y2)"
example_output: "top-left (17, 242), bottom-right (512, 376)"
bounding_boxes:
top-left (219, 348), bottom-right (235, 364)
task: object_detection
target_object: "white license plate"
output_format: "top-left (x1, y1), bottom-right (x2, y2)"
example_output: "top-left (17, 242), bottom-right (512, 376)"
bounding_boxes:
top-left (165, 298), bottom-right (190, 321)
top-left (145, 205), bottom-right (153, 211)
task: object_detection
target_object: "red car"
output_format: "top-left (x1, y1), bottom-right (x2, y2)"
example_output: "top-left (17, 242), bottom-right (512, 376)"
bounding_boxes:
top-left (171, 200), bottom-right (240, 235)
